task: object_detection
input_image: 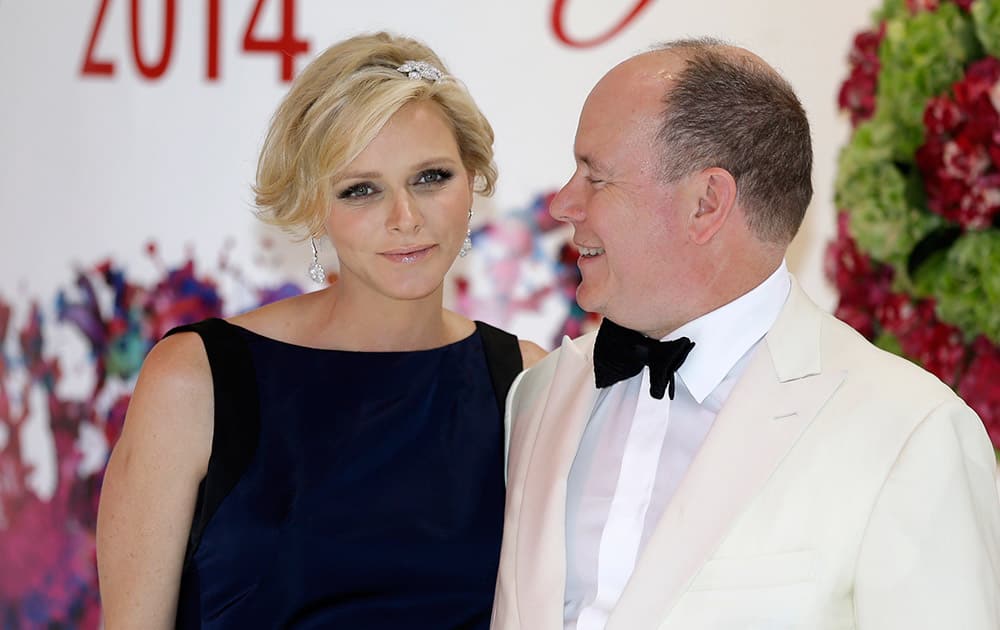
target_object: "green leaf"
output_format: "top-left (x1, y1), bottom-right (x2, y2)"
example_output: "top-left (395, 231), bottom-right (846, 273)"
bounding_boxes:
top-left (875, 0), bottom-right (909, 22)
top-left (874, 331), bottom-right (905, 356)
top-left (972, 0), bottom-right (1000, 57)
top-left (931, 230), bottom-right (1000, 343)
top-left (875, 3), bottom-right (982, 160)
top-left (835, 121), bottom-right (943, 270)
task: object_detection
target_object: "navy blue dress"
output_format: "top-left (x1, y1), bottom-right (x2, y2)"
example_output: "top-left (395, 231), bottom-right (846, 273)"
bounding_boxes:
top-left (166, 319), bottom-right (520, 629)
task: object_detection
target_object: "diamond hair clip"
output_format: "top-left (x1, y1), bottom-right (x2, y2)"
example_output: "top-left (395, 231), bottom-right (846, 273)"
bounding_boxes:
top-left (396, 60), bottom-right (444, 82)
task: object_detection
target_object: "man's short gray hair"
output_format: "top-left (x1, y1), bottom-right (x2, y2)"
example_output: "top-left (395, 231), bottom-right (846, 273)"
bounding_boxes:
top-left (653, 39), bottom-right (813, 244)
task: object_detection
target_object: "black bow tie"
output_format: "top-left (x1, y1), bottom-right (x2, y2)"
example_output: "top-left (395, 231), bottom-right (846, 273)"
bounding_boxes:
top-left (593, 318), bottom-right (695, 400)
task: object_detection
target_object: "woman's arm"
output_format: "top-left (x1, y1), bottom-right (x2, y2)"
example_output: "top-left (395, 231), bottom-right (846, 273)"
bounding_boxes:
top-left (96, 333), bottom-right (214, 629)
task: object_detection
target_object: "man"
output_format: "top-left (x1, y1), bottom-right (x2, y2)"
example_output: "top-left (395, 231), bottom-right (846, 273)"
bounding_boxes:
top-left (492, 39), bottom-right (1000, 629)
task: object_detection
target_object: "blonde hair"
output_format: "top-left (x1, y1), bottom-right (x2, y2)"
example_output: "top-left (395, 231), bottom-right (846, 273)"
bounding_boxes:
top-left (254, 32), bottom-right (497, 237)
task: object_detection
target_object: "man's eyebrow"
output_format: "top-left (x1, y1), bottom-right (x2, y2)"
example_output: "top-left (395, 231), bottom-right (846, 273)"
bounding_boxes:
top-left (579, 155), bottom-right (610, 174)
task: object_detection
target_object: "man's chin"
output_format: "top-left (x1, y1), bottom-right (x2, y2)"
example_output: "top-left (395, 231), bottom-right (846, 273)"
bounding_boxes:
top-left (575, 287), bottom-right (605, 319)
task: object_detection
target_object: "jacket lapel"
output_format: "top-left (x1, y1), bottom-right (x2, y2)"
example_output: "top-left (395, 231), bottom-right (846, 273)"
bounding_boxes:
top-left (607, 281), bottom-right (846, 628)
top-left (515, 333), bottom-right (600, 629)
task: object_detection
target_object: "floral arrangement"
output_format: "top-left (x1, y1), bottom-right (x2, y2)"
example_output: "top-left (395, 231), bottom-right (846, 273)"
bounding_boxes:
top-left (829, 0), bottom-right (1000, 456)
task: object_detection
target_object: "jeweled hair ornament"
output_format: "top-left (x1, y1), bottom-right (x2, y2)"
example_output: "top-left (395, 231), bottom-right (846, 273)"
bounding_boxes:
top-left (396, 60), bottom-right (444, 82)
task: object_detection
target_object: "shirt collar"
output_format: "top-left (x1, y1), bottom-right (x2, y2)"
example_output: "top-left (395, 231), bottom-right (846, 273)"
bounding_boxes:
top-left (664, 261), bottom-right (791, 404)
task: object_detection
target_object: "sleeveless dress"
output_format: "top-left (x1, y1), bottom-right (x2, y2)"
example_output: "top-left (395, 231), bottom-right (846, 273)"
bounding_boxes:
top-left (164, 318), bottom-right (522, 629)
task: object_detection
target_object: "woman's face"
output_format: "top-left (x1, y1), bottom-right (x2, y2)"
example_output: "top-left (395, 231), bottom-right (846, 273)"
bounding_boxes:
top-left (325, 100), bottom-right (474, 303)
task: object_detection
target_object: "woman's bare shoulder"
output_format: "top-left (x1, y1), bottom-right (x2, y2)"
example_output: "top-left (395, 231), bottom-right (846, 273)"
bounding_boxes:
top-left (113, 331), bottom-right (215, 473)
top-left (517, 339), bottom-right (548, 369)
top-left (96, 331), bottom-right (214, 628)
top-left (226, 289), bottom-right (324, 341)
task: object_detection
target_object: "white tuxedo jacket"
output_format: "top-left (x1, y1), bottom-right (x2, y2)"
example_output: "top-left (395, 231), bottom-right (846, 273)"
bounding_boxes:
top-left (492, 281), bottom-right (1000, 630)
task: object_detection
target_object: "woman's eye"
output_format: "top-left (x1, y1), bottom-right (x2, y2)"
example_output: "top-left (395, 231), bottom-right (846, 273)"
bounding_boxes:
top-left (338, 183), bottom-right (377, 199)
top-left (415, 168), bottom-right (453, 186)
top-left (585, 176), bottom-right (605, 186)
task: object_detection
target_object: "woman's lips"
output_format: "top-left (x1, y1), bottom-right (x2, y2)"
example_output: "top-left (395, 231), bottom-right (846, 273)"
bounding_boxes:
top-left (380, 244), bottom-right (437, 263)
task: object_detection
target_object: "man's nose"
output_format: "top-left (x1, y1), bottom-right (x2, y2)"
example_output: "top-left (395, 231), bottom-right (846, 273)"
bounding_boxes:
top-left (549, 175), bottom-right (584, 224)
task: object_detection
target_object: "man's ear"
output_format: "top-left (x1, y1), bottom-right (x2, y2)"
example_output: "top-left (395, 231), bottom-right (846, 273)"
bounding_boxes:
top-left (688, 167), bottom-right (737, 245)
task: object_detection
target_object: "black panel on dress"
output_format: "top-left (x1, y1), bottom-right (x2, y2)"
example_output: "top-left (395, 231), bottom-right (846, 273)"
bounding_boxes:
top-left (473, 320), bottom-right (523, 417)
top-left (163, 318), bottom-right (261, 570)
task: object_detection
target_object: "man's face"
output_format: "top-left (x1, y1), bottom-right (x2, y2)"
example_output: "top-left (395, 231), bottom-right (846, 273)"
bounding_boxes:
top-left (550, 55), bottom-right (701, 336)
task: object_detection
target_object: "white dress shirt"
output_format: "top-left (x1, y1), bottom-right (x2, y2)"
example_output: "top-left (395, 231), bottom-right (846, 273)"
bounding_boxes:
top-left (563, 262), bottom-right (792, 630)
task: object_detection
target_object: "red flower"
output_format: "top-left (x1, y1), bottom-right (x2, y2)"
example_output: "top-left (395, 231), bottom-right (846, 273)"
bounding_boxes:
top-left (838, 68), bottom-right (879, 125)
top-left (961, 172), bottom-right (1000, 228)
top-left (906, 0), bottom-right (940, 12)
top-left (917, 57), bottom-right (1000, 228)
top-left (874, 293), bottom-right (918, 336)
top-left (895, 300), bottom-right (968, 386)
top-left (924, 96), bottom-right (965, 135)
top-left (837, 25), bottom-right (886, 126)
top-left (961, 100), bottom-right (1000, 152)
top-left (946, 136), bottom-right (991, 180)
top-left (825, 212), bottom-right (897, 341)
top-left (848, 28), bottom-right (883, 72)
top-left (958, 337), bottom-right (1000, 448)
top-left (954, 58), bottom-right (1000, 107)
top-left (825, 212), bottom-right (870, 292)
top-left (834, 303), bottom-right (877, 340)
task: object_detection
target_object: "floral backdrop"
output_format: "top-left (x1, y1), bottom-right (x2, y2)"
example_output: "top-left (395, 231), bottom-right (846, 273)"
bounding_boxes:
top-left (829, 0), bottom-right (1000, 457)
top-left (0, 246), bottom-right (302, 628)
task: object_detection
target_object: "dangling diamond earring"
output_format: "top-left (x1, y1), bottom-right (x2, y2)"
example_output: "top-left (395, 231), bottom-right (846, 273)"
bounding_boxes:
top-left (308, 237), bottom-right (326, 284)
top-left (458, 209), bottom-right (473, 258)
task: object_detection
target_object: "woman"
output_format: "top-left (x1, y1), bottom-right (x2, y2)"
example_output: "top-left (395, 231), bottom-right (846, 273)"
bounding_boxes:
top-left (96, 32), bottom-right (546, 629)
